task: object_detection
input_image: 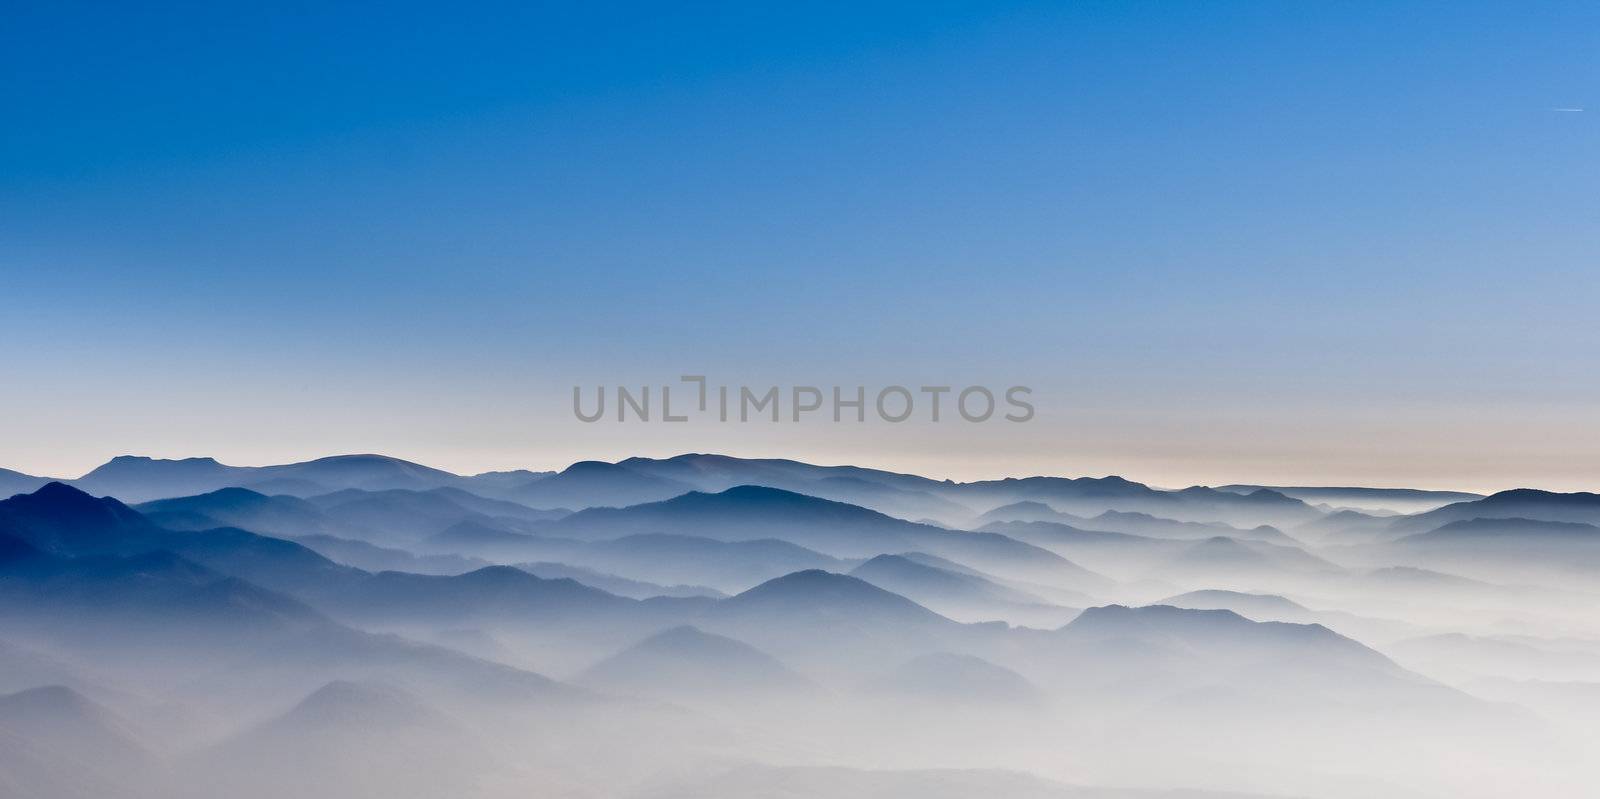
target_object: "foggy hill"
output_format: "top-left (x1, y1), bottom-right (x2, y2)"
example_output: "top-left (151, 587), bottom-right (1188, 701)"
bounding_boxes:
top-left (549, 485), bottom-right (1109, 587)
top-left (849, 554), bottom-right (1076, 627)
top-left (1389, 489), bottom-right (1600, 534)
top-left (1217, 485), bottom-right (1482, 514)
top-left (576, 625), bottom-right (815, 702)
top-left (505, 460), bottom-right (695, 510)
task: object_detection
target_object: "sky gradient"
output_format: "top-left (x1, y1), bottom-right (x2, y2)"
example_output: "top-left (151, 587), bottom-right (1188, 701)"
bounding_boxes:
top-left (3, 1), bottom-right (1597, 491)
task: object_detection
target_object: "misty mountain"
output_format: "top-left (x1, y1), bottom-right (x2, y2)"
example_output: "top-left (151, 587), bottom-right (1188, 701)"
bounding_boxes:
top-left (1047, 605), bottom-right (1441, 713)
top-left (419, 519), bottom-right (549, 559)
top-left (71, 454), bottom-right (480, 503)
top-left (1157, 590), bottom-right (1319, 624)
top-left (1084, 511), bottom-right (1296, 544)
top-left (1293, 508), bottom-right (1394, 542)
top-left (1390, 489), bottom-right (1600, 535)
top-left (515, 562), bottom-right (723, 599)
top-left (549, 485), bottom-right (1109, 588)
top-left (975, 500), bottom-right (1074, 525)
top-left (200, 679), bottom-right (503, 799)
top-left (618, 452), bottom-right (951, 496)
top-left (319, 565), bottom-right (634, 626)
top-left (977, 520), bottom-right (1185, 581)
top-left (0, 467), bottom-right (53, 499)
top-left (576, 625), bottom-right (815, 703)
top-left (1402, 517), bottom-right (1600, 544)
top-left (713, 569), bottom-right (954, 630)
top-left (1136, 536), bottom-right (1347, 593)
top-left (956, 476), bottom-right (1321, 528)
top-left (0, 538), bottom-right (329, 658)
top-left (611, 454), bottom-right (976, 523)
top-left (850, 554), bottom-right (1077, 627)
top-left (0, 685), bottom-right (161, 799)
top-left (136, 488), bottom-right (339, 538)
top-left (1386, 517), bottom-right (1600, 579)
top-left (292, 534), bottom-right (487, 576)
top-left (546, 533), bottom-right (847, 594)
top-left (1217, 485), bottom-right (1482, 514)
top-left (504, 460), bottom-right (695, 510)
top-left (306, 488), bottom-right (549, 544)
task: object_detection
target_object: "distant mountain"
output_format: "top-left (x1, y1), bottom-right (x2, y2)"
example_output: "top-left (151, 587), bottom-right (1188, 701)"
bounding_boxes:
top-left (860, 652), bottom-right (1043, 705)
top-left (306, 487), bottom-right (548, 544)
top-left (1157, 590), bottom-right (1318, 624)
top-left (458, 468), bottom-right (555, 494)
top-left (1390, 489), bottom-right (1600, 534)
top-left (977, 519), bottom-right (1184, 582)
top-left (576, 625), bottom-right (815, 702)
top-left (316, 565), bottom-right (649, 631)
top-left (136, 487), bottom-right (337, 538)
top-left (611, 454), bottom-right (974, 523)
top-left (957, 476), bottom-right (1321, 528)
top-left (292, 534), bottom-right (487, 575)
top-left (0, 685), bottom-right (159, 799)
top-left (702, 570), bottom-right (969, 684)
top-left (70, 454), bottom-right (480, 503)
top-left (1216, 485), bottom-right (1481, 514)
top-left (850, 554), bottom-right (1076, 627)
top-left (619, 453), bottom-right (951, 497)
top-left (0, 685), bottom-right (149, 765)
top-left (420, 519), bottom-right (548, 559)
top-left (1293, 508), bottom-right (1394, 542)
top-left (1152, 536), bottom-right (1343, 586)
top-left (713, 570), bottom-right (954, 630)
top-left (975, 500), bottom-right (1074, 525)
top-left (516, 562), bottom-right (722, 599)
top-left (0, 639), bottom-right (105, 697)
top-left (505, 460), bottom-right (695, 510)
top-left (1058, 604), bottom-right (1399, 676)
top-left (1084, 510), bottom-right (1295, 544)
top-left (72, 456), bottom-right (239, 502)
top-left (1389, 517), bottom-right (1600, 577)
top-left (1402, 517), bottom-right (1600, 544)
top-left (201, 679), bottom-right (501, 799)
top-left (0, 467), bottom-right (53, 499)
top-left (975, 503), bottom-right (1292, 544)
top-left (555, 533), bottom-right (846, 594)
top-left (549, 485), bottom-right (1109, 588)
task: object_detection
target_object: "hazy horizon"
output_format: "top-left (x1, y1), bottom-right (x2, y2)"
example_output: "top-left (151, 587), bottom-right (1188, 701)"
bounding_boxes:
top-left (2, 446), bottom-right (1573, 497)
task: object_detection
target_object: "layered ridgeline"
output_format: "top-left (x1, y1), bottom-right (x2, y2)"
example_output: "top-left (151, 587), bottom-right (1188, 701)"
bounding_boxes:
top-left (0, 456), bottom-right (1597, 797)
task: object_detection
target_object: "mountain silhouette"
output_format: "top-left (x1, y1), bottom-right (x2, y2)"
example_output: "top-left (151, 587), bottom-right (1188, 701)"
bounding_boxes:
top-left (506, 460), bottom-right (695, 510)
top-left (0, 482), bottom-right (154, 554)
top-left (1390, 489), bottom-right (1600, 534)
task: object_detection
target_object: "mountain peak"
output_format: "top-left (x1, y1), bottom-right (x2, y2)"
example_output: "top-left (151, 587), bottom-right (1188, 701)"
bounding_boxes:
top-left (720, 569), bottom-right (951, 625)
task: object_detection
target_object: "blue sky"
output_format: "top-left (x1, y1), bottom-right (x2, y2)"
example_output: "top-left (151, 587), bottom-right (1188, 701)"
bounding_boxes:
top-left (3, 1), bottom-right (1597, 489)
